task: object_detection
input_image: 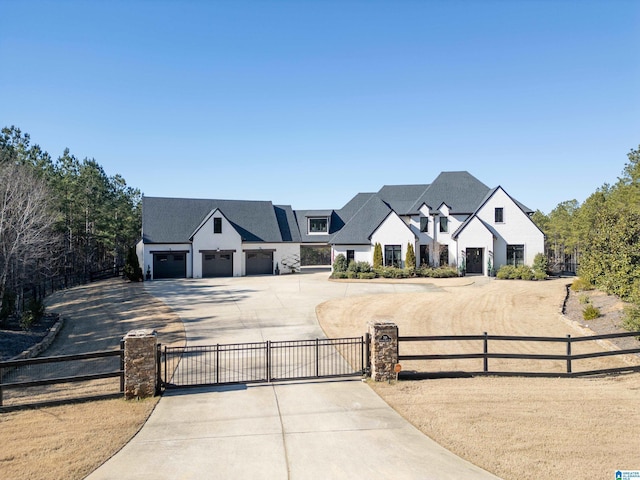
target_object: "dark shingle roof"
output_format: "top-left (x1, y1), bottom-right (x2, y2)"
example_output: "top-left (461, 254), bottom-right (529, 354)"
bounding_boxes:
top-left (338, 192), bottom-right (376, 223)
top-left (377, 184), bottom-right (429, 214)
top-left (142, 197), bottom-right (298, 244)
top-left (294, 209), bottom-right (342, 243)
top-left (329, 195), bottom-right (396, 245)
top-left (409, 171), bottom-right (491, 214)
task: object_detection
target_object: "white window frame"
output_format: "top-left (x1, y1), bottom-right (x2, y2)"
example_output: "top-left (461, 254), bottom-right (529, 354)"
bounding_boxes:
top-left (308, 217), bottom-right (329, 234)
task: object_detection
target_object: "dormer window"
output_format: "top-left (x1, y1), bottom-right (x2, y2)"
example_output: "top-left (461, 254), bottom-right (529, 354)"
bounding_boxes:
top-left (495, 208), bottom-right (504, 223)
top-left (308, 217), bottom-right (328, 234)
top-left (420, 217), bottom-right (429, 233)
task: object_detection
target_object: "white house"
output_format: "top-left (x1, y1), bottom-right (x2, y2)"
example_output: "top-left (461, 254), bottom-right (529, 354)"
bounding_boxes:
top-left (320, 171), bottom-right (544, 275)
top-left (138, 197), bottom-right (300, 279)
top-left (138, 171), bottom-right (544, 278)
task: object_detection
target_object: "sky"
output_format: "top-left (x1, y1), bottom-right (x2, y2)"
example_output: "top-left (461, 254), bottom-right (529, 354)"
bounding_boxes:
top-left (1, 0), bottom-right (639, 215)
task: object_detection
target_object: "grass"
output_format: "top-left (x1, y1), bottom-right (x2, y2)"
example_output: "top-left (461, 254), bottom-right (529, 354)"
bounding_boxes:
top-left (0, 397), bottom-right (157, 480)
top-left (0, 279), bottom-right (185, 480)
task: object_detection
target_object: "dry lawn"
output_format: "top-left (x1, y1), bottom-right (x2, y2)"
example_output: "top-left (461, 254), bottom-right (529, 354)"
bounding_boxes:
top-left (0, 279), bottom-right (185, 480)
top-left (318, 277), bottom-right (640, 480)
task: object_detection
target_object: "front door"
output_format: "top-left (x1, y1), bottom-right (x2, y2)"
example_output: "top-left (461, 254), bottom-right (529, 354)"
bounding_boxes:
top-left (466, 248), bottom-right (483, 274)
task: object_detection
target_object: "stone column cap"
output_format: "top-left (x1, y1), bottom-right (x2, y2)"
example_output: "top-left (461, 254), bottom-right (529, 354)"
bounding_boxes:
top-left (367, 321), bottom-right (398, 327)
top-left (124, 329), bottom-right (157, 338)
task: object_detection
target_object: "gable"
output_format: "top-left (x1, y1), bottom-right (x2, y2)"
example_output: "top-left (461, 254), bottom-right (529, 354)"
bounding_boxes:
top-left (330, 196), bottom-right (394, 245)
top-left (142, 196), bottom-right (295, 244)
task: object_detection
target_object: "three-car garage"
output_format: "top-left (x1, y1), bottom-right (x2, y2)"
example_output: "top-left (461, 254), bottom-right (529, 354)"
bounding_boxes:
top-left (152, 250), bottom-right (274, 278)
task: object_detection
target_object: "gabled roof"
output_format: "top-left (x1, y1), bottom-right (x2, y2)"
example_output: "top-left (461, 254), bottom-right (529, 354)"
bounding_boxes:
top-left (377, 184), bottom-right (429, 214)
top-left (408, 171), bottom-right (491, 215)
top-left (451, 186), bottom-right (537, 239)
top-left (329, 195), bottom-right (396, 245)
top-left (337, 192), bottom-right (376, 223)
top-left (142, 196), bottom-right (299, 244)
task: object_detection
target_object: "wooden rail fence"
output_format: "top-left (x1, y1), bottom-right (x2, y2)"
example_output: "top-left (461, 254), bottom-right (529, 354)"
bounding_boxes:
top-left (0, 344), bottom-right (124, 409)
top-left (398, 331), bottom-right (640, 378)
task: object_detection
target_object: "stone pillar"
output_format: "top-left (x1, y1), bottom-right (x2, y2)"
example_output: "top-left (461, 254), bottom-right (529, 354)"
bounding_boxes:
top-left (368, 321), bottom-right (398, 382)
top-left (123, 329), bottom-right (158, 400)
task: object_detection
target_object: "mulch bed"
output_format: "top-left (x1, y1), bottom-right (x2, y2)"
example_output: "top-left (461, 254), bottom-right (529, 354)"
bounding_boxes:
top-left (0, 314), bottom-right (60, 361)
top-left (563, 285), bottom-right (640, 352)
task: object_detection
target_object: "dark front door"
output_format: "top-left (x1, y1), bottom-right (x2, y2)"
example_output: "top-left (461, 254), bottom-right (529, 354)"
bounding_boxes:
top-left (466, 248), bottom-right (483, 274)
top-left (203, 252), bottom-right (233, 277)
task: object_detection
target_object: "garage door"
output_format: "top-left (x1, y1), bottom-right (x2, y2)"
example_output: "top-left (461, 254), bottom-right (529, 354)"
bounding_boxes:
top-left (153, 253), bottom-right (187, 279)
top-left (246, 251), bottom-right (273, 275)
top-left (203, 252), bottom-right (233, 277)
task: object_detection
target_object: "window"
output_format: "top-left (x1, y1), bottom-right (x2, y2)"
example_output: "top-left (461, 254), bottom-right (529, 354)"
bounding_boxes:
top-left (495, 208), bottom-right (504, 223)
top-left (439, 245), bottom-right (449, 266)
top-left (346, 250), bottom-right (355, 264)
top-left (384, 245), bottom-right (402, 268)
top-left (420, 217), bottom-right (429, 233)
top-left (419, 245), bottom-right (429, 266)
top-left (308, 217), bottom-right (328, 233)
top-left (439, 217), bottom-right (448, 233)
top-left (213, 217), bottom-right (222, 234)
top-left (507, 244), bottom-right (524, 266)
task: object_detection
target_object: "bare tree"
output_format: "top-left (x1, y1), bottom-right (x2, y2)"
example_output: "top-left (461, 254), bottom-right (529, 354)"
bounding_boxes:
top-left (0, 163), bottom-right (60, 303)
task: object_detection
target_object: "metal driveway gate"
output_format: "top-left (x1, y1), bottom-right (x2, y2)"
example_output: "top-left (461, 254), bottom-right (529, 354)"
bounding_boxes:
top-left (163, 337), bottom-right (368, 388)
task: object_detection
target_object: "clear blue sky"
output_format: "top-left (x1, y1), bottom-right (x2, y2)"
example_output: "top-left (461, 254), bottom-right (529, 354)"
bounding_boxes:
top-left (1, 0), bottom-right (638, 215)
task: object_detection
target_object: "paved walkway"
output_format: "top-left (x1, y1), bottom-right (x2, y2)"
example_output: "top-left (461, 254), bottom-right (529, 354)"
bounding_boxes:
top-left (87, 272), bottom-right (500, 479)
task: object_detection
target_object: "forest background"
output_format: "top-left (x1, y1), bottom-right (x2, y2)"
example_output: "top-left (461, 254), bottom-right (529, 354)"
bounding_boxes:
top-left (1, 124), bottom-right (639, 328)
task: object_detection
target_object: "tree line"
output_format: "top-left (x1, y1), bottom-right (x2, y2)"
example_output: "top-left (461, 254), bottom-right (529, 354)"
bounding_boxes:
top-left (0, 126), bottom-right (141, 319)
top-left (533, 145), bottom-right (640, 324)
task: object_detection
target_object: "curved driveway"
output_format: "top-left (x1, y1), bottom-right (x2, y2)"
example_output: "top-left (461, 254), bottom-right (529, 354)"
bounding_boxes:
top-left (88, 271), bottom-right (500, 480)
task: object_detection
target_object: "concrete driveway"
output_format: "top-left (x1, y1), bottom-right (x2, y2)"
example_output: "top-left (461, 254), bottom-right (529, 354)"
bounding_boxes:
top-left (87, 271), bottom-right (500, 480)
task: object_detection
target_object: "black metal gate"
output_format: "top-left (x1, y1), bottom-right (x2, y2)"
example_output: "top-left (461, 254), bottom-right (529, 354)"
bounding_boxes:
top-left (163, 336), bottom-right (368, 388)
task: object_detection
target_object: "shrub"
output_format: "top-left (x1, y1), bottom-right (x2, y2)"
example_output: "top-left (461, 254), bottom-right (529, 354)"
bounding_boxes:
top-left (571, 277), bottom-right (594, 292)
top-left (416, 266), bottom-right (458, 278)
top-left (496, 265), bottom-right (517, 279)
top-left (532, 253), bottom-right (548, 278)
top-left (331, 272), bottom-right (348, 279)
top-left (622, 305), bottom-right (640, 332)
top-left (582, 304), bottom-right (601, 321)
top-left (124, 246), bottom-right (143, 282)
top-left (356, 261), bottom-right (372, 273)
top-left (516, 265), bottom-right (534, 280)
top-left (20, 311), bottom-right (35, 330)
top-left (496, 265), bottom-right (535, 280)
top-left (19, 298), bottom-right (45, 331)
top-left (345, 271), bottom-right (357, 279)
top-left (358, 272), bottom-right (376, 280)
top-left (333, 254), bottom-right (347, 273)
top-left (578, 293), bottom-right (590, 304)
top-left (375, 266), bottom-right (410, 278)
top-left (533, 270), bottom-right (547, 281)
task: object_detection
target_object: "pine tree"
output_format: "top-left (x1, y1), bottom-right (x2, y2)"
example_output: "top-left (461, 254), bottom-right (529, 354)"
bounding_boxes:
top-left (373, 243), bottom-right (383, 268)
top-left (406, 243), bottom-right (416, 269)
